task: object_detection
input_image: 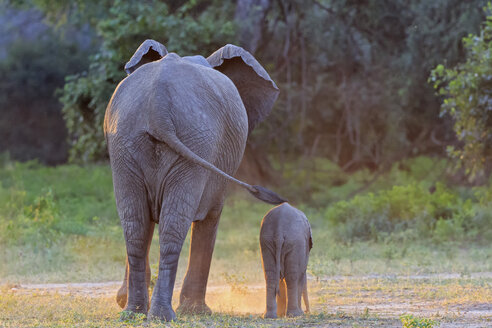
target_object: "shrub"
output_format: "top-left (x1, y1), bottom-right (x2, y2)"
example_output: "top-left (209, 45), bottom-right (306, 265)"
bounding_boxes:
top-left (0, 188), bottom-right (61, 247)
top-left (0, 159), bottom-right (118, 246)
top-left (277, 156), bottom-right (449, 206)
top-left (323, 182), bottom-right (469, 241)
top-left (430, 3), bottom-right (492, 178)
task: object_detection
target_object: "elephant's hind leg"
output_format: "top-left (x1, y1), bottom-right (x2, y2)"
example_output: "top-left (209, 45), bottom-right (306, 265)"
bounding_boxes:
top-left (114, 173), bottom-right (153, 317)
top-left (177, 208), bottom-right (222, 315)
top-left (149, 174), bottom-right (206, 321)
top-left (116, 222), bottom-right (154, 309)
top-left (261, 240), bottom-right (279, 319)
top-left (149, 213), bottom-right (191, 321)
top-left (284, 249), bottom-right (305, 317)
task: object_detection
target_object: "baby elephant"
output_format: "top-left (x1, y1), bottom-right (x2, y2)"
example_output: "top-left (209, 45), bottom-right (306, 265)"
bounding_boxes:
top-left (260, 203), bottom-right (313, 318)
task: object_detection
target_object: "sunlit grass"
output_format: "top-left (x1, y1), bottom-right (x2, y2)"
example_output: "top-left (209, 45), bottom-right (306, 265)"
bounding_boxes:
top-left (2, 194), bottom-right (492, 284)
top-left (1, 162), bottom-right (492, 325)
top-left (2, 275), bottom-right (490, 327)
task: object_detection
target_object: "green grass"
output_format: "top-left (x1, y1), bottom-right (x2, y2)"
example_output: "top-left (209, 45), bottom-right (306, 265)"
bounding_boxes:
top-left (0, 159), bottom-right (491, 326)
top-left (1, 160), bottom-right (492, 284)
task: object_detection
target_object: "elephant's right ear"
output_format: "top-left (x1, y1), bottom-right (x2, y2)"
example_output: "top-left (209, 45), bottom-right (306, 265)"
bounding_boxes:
top-left (124, 39), bottom-right (168, 75)
top-left (207, 44), bottom-right (279, 134)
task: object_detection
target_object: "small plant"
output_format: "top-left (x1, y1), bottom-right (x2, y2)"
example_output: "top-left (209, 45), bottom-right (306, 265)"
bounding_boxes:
top-left (400, 314), bottom-right (438, 328)
top-left (222, 273), bottom-right (249, 294)
top-left (383, 245), bottom-right (398, 261)
top-left (119, 311), bottom-right (146, 324)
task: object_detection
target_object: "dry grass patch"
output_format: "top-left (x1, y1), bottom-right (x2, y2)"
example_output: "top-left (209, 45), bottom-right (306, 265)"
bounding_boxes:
top-left (1, 276), bottom-right (490, 327)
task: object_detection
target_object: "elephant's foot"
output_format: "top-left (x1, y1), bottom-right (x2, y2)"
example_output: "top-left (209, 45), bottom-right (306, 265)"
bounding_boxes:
top-left (148, 302), bottom-right (177, 322)
top-left (116, 286), bottom-right (127, 309)
top-left (286, 308), bottom-right (304, 317)
top-left (177, 299), bottom-right (212, 315)
top-left (262, 311), bottom-right (277, 319)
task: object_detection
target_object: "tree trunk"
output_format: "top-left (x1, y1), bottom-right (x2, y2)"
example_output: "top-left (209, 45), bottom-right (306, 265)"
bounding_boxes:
top-left (235, 0), bottom-right (271, 54)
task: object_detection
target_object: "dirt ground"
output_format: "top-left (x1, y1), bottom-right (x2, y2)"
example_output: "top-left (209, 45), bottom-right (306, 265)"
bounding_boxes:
top-left (5, 272), bottom-right (491, 327)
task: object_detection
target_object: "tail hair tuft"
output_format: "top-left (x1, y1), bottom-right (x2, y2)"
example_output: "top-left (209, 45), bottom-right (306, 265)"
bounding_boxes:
top-left (248, 185), bottom-right (287, 205)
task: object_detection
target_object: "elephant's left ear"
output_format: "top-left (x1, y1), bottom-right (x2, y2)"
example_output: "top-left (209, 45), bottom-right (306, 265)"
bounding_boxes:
top-left (124, 39), bottom-right (168, 75)
top-left (207, 44), bottom-right (279, 134)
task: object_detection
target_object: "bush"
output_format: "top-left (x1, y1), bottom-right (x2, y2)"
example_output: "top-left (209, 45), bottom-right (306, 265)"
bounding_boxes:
top-left (323, 182), bottom-right (483, 242)
top-left (0, 159), bottom-right (118, 246)
top-left (430, 3), bottom-right (492, 178)
top-left (0, 188), bottom-right (61, 247)
top-left (277, 156), bottom-right (449, 206)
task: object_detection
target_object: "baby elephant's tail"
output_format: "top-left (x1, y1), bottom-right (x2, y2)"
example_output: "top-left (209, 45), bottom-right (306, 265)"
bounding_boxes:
top-left (303, 273), bottom-right (310, 313)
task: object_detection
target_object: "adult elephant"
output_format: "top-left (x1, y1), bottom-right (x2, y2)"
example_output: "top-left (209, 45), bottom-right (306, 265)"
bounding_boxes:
top-left (104, 39), bottom-right (284, 321)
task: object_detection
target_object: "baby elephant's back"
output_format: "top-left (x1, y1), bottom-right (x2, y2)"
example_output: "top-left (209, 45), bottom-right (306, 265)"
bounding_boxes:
top-left (260, 203), bottom-right (311, 246)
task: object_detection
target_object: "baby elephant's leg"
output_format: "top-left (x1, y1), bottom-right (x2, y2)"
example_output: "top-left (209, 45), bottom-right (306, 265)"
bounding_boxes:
top-left (261, 241), bottom-right (278, 318)
top-left (285, 272), bottom-right (304, 317)
top-left (284, 249), bottom-right (305, 317)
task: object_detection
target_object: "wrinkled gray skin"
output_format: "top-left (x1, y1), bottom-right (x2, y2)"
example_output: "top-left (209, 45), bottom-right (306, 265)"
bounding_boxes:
top-left (104, 40), bottom-right (283, 321)
top-left (260, 203), bottom-right (312, 318)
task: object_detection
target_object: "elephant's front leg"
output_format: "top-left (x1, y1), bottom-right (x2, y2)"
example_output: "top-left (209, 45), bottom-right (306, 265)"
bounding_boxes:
top-left (178, 210), bottom-right (221, 315)
top-left (149, 211), bottom-right (192, 321)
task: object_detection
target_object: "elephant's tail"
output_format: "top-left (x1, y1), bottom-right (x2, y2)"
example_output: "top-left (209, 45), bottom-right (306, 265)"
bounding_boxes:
top-left (152, 132), bottom-right (286, 205)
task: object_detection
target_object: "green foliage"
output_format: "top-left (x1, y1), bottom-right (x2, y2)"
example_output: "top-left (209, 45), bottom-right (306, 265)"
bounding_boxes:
top-left (277, 155), bottom-right (491, 243)
top-left (324, 183), bottom-right (454, 241)
top-left (430, 3), bottom-right (492, 178)
top-left (17, 0), bottom-right (486, 169)
top-left (0, 160), bottom-right (117, 247)
top-left (323, 180), bottom-right (492, 242)
top-left (400, 314), bottom-right (438, 328)
top-left (1, 159), bottom-right (491, 283)
top-left (0, 188), bottom-right (60, 247)
top-left (58, 0), bottom-right (236, 162)
top-left (277, 156), bottom-right (449, 205)
top-left (0, 29), bottom-right (88, 164)
top-left (258, 0), bottom-right (486, 170)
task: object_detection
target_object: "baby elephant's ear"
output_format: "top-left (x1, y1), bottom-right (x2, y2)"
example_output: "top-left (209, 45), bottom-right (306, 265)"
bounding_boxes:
top-left (124, 39), bottom-right (168, 75)
top-left (207, 44), bottom-right (279, 134)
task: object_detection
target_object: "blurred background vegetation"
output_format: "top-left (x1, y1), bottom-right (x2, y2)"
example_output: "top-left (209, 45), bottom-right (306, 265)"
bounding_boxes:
top-left (1, 0), bottom-right (490, 173)
top-left (1, 0), bottom-right (492, 280)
